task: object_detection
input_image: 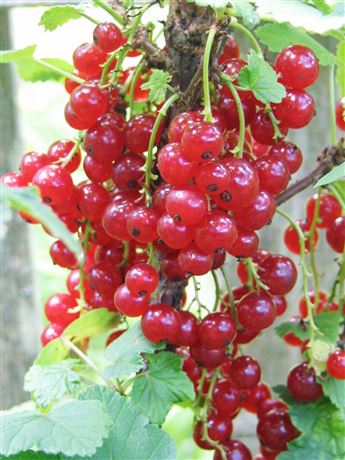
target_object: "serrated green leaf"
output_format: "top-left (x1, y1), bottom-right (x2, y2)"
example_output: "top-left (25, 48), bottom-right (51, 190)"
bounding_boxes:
top-left (2, 452), bottom-right (61, 459)
top-left (35, 338), bottom-right (70, 366)
top-left (131, 352), bottom-right (195, 425)
top-left (1, 185), bottom-right (81, 257)
top-left (314, 310), bottom-right (343, 343)
top-left (272, 384), bottom-right (297, 406)
top-left (308, 0), bottom-right (333, 14)
top-left (255, 23), bottom-right (336, 66)
top-left (24, 359), bottom-right (81, 408)
top-left (0, 45), bottom-right (36, 63)
top-left (315, 162), bottom-right (345, 187)
top-left (322, 377), bottom-right (345, 418)
top-left (68, 385), bottom-right (177, 460)
top-left (104, 322), bottom-right (163, 380)
top-left (336, 41), bottom-right (345, 98)
top-left (39, 6), bottom-right (83, 32)
top-left (275, 321), bottom-right (310, 341)
top-left (141, 70), bottom-right (172, 105)
top-left (17, 58), bottom-right (74, 83)
top-left (64, 308), bottom-right (119, 339)
top-left (0, 400), bottom-right (111, 457)
top-left (237, 50), bottom-right (286, 104)
top-left (231, 1), bottom-right (260, 29)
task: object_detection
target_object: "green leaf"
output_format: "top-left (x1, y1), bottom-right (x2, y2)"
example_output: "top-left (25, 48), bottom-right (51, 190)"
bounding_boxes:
top-left (314, 310), bottom-right (343, 344)
top-left (2, 452), bottom-right (61, 459)
top-left (322, 376), bottom-right (345, 418)
top-left (255, 23), bottom-right (336, 66)
top-left (17, 58), bottom-right (74, 83)
top-left (308, 0), bottom-right (333, 14)
top-left (315, 162), bottom-right (345, 187)
top-left (39, 6), bottom-right (83, 31)
top-left (237, 50), bottom-right (286, 104)
top-left (24, 359), bottom-right (81, 408)
top-left (35, 309), bottom-right (119, 366)
top-left (275, 321), bottom-right (310, 341)
top-left (104, 322), bottom-right (164, 380)
top-left (336, 41), bottom-right (345, 98)
top-left (141, 70), bottom-right (172, 105)
top-left (131, 352), bottom-right (195, 425)
top-left (0, 45), bottom-right (36, 63)
top-left (0, 400), bottom-right (111, 457)
top-left (1, 185), bottom-right (81, 257)
top-left (69, 385), bottom-right (177, 460)
top-left (231, 1), bottom-right (260, 29)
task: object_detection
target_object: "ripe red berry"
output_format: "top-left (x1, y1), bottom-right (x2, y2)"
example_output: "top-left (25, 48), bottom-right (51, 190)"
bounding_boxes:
top-left (41, 323), bottom-right (64, 346)
top-left (167, 111), bottom-right (203, 143)
top-left (327, 350), bottom-right (345, 379)
top-left (250, 110), bottom-right (288, 145)
top-left (287, 362), bottom-right (323, 402)
top-left (157, 213), bottom-right (195, 250)
top-left (157, 143), bottom-right (196, 186)
top-left (125, 263), bottom-right (159, 296)
top-left (326, 216), bottom-right (345, 253)
top-left (33, 165), bottom-right (74, 205)
top-left (84, 120), bottom-right (124, 164)
top-left (219, 94), bottom-right (256, 130)
top-left (274, 89), bottom-right (315, 129)
top-left (44, 293), bottom-right (79, 327)
top-left (212, 380), bottom-right (241, 416)
top-left (93, 22), bottom-right (124, 52)
top-left (47, 140), bottom-right (81, 174)
top-left (230, 355), bottom-right (261, 389)
top-left (257, 398), bottom-right (288, 418)
top-left (152, 183), bottom-right (172, 214)
top-left (20, 152), bottom-right (49, 181)
top-left (269, 141), bottom-right (303, 174)
top-left (126, 114), bottom-right (161, 154)
top-left (180, 121), bottom-right (223, 162)
top-left (335, 100), bottom-right (345, 131)
top-left (178, 243), bottom-right (214, 276)
top-left (232, 191), bottom-right (276, 231)
top-left (73, 42), bottom-right (107, 78)
top-left (141, 303), bottom-right (180, 343)
top-left (70, 84), bottom-right (108, 124)
top-left (258, 254), bottom-right (297, 295)
top-left (284, 218), bottom-right (319, 255)
top-left (127, 206), bottom-right (159, 243)
top-left (275, 45), bottom-right (319, 90)
top-left (242, 382), bottom-right (272, 413)
top-left (166, 186), bottom-right (207, 226)
top-left (206, 412), bottom-right (233, 444)
top-left (306, 193), bottom-right (342, 229)
top-left (257, 409), bottom-right (300, 452)
top-left (228, 228), bottom-right (259, 258)
top-left (102, 200), bottom-right (136, 241)
top-left (198, 312), bottom-right (237, 349)
top-left (195, 210), bottom-right (238, 253)
top-left (195, 160), bottom-right (229, 196)
top-left (112, 153), bottom-right (145, 192)
top-left (190, 340), bottom-right (225, 368)
top-left (238, 290), bottom-right (276, 331)
top-left (175, 310), bottom-right (198, 346)
top-left (214, 439), bottom-right (252, 460)
top-left (114, 284), bottom-right (150, 317)
top-left (78, 183), bottom-right (110, 221)
top-left (89, 261), bottom-right (122, 297)
top-left (218, 36), bottom-right (240, 64)
top-left (83, 155), bottom-right (111, 183)
top-left (254, 156), bottom-right (290, 196)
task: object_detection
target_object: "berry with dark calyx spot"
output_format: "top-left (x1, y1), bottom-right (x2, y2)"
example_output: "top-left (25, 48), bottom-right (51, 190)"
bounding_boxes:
top-left (141, 303), bottom-right (180, 343)
top-left (126, 114), bottom-right (161, 154)
top-left (198, 312), bottom-right (237, 349)
top-left (166, 186), bottom-right (207, 226)
top-left (84, 120), bottom-right (125, 164)
top-left (230, 355), bottom-right (261, 389)
top-left (88, 261), bottom-right (122, 297)
top-left (287, 362), bottom-right (323, 402)
top-left (157, 213), bottom-right (195, 250)
top-left (228, 228), bottom-right (259, 258)
top-left (275, 45), bottom-right (319, 90)
top-left (212, 380), bottom-right (241, 416)
top-left (306, 193), bottom-right (342, 229)
top-left (70, 83), bottom-right (108, 124)
top-left (167, 111), bottom-right (203, 143)
top-left (93, 22), bottom-right (124, 52)
top-left (238, 290), bottom-right (276, 331)
top-left (232, 191), bottom-right (276, 231)
top-left (258, 254), bottom-right (297, 295)
top-left (125, 263), bottom-right (159, 296)
top-left (327, 350), bottom-right (345, 379)
top-left (102, 200), bottom-right (136, 241)
top-left (195, 210), bottom-right (238, 254)
top-left (190, 340), bottom-right (226, 369)
top-left (326, 216), bottom-right (345, 253)
top-left (41, 323), bottom-right (64, 346)
top-left (175, 310), bottom-right (198, 346)
top-left (127, 206), bottom-right (159, 243)
top-left (213, 439), bottom-right (252, 460)
top-left (64, 102), bottom-right (92, 130)
top-left (180, 121), bottom-right (223, 162)
top-left (44, 292), bottom-right (79, 327)
top-left (114, 284), bottom-right (150, 317)
top-left (32, 165), bottom-right (74, 205)
top-left (273, 89), bottom-right (315, 129)
top-left (77, 183), bottom-right (110, 222)
top-left (112, 153), bottom-right (145, 192)
top-left (195, 160), bottom-right (230, 196)
top-left (50, 240), bottom-right (78, 269)
top-left (269, 141), bottom-right (303, 174)
top-left (257, 409), bottom-right (300, 452)
top-left (178, 243), bottom-right (214, 276)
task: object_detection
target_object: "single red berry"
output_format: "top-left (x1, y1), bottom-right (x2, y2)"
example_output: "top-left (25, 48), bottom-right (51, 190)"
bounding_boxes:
top-left (219, 94), bottom-right (256, 130)
top-left (93, 22), bottom-right (123, 52)
top-left (198, 312), bottom-right (237, 349)
top-left (175, 310), bottom-right (198, 346)
top-left (327, 350), bottom-right (345, 379)
top-left (157, 213), bottom-right (195, 250)
top-left (47, 140), bottom-right (81, 174)
top-left (20, 152), bottom-right (49, 181)
top-left (257, 398), bottom-right (288, 418)
top-left (167, 111), bottom-right (203, 143)
top-left (126, 114), bottom-right (161, 154)
top-left (180, 121), bottom-right (223, 162)
top-left (84, 120), bottom-right (124, 164)
top-left (141, 303), bottom-right (180, 343)
top-left (274, 89), bottom-right (315, 129)
top-left (250, 110), bottom-right (288, 145)
top-left (195, 210), bottom-right (238, 253)
top-left (193, 422), bottom-right (213, 450)
top-left (83, 155), bottom-right (111, 183)
top-left (89, 261), bottom-right (122, 297)
top-left (238, 290), bottom-right (276, 331)
top-left (232, 191), bottom-right (276, 231)
top-left (106, 329), bottom-right (126, 346)
top-left (87, 290), bottom-right (116, 311)
top-left (50, 240), bottom-right (78, 269)
top-left (258, 254), bottom-right (297, 295)
top-left (275, 45), bottom-right (319, 90)
top-left (112, 153), bottom-right (145, 192)
top-left (73, 43), bottom-right (107, 78)
top-left (269, 141), bottom-right (303, 174)
top-left (183, 357), bottom-right (202, 388)
top-left (190, 340), bottom-right (225, 368)
top-left (127, 206), bottom-right (159, 243)
top-left (114, 284), bottom-right (150, 317)
top-left (212, 380), bottom-right (241, 417)
top-left (230, 355), bottom-right (261, 389)
top-left (326, 216), bottom-right (345, 253)
top-left (195, 160), bottom-right (230, 196)
top-left (102, 200), bottom-right (136, 241)
top-left (78, 183), bottom-right (110, 221)
top-left (66, 269), bottom-right (91, 299)
top-left (44, 293), bottom-right (79, 327)
top-left (178, 243), bottom-right (214, 276)
top-left (254, 156), bottom-right (290, 196)
top-left (41, 323), bottom-right (64, 346)
top-left (335, 100), bottom-right (345, 131)
top-left (284, 218), bottom-right (319, 255)
top-left (287, 362), bottom-right (323, 402)
top-left (64, 102), bottom-right (91, 130)
top-left (64, 73), bottom-right (81, 94)
top-left (206, 412), bottom-right (233, 444)
top-left (257, 409), bottom-right (300, 452)
top-left (218, 36), bottom-right (240, 64)
top-left (32, 165), bottom-right (74, 205)
top-left (242, 382), bottom-right (272, 413)
top-left (166, 186), bottom-right (207, 226)
top-left (125, 263), bottom-right (159, 296)
top-left (157, 143), bottom-right (196, 186)
top-left (306, 193), bottom-right (342, 229)
top-left (213, 439), bottom-right (252, 460)
top-left (152, 183), bottom-right (172, 215)
top-left (282, 316), bottom-right (306, 347)
top-left (228, 228), bottom-right (259, 258)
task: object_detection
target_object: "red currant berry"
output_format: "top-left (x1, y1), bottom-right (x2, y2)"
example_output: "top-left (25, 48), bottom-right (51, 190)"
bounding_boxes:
top-left (125, 263), bottom-right (159, 296)
top-left (175, 310), bottom-right (198, 346)
top-left (250, 110), bottom-right (288, 146)
top-left (78, 183), bottom-right (110, 221)
top-left (73, 43), bottom-right (107, 78)
top-left (218, 36), bottom-right (240, 64)
top-left (47, 140), bottom-right (81, 174)
top-left (269, 141), bottom-right (303, 174)
top-left (166, 186), bottom-right (207, 226)
top-left (44, 293), bottom-right (79, 327)
top-left (242, 382), bottom-right (272, 413)
top-left (238, 290), bottom-right (276, 331)
top-left (206, 412), bottom-right (233, 444)
top-left (126, 114), bottom-right (161, 154)
top-left (141, 303), bottom-right (180, 343)
top-left (198, 312), bottom-right (237, 349)
top-left (228, 228), bottom-right (259, 258)
top-left (50, 240), bottom-right (78, 269)
top-left (33, 165), bottom-right (74, 205)
top-left (219, 94), bottom-right (256, 130)
top-left (212, 380), bottom-right (241, 416)
top-left (326, 216), bottom-right (345, 253)
top-left (178, 243), bottom-right (214, 276)
top-left (41, 323), bottom-right (64, 346)
top-left (287, 362), bottom-right (323, 402)
top-left (83, 155), bottom-right (111, 183)
top-left (284, 218), bottom-right (319, 255)
top-left (258, 254), bottom-right (297, 295)
top-left (127, 206), bottom-right (159, 243)
top-left (20, 152), bottom-right (49, 181)
top-left (335, 100), bottom-right (345, 131)
top-left (306, 193), bottom-right (342, 229)
top-left (70, 83), bottom-right (108, 123)
top-left (114, 284), bottom-right (150, 317)
top-left (102, 200), bottom-right (136, 241)
top-left (180, 121), bottom-right (223, 162)
top-left (257, 398), bottom-right (288, 418)
top-left (157, 143), bottom-right (196, 186)
top-left (282, 316), bottom-right (306, 347)
top-left (232, 191), bottom-right (276, 231)
top-left (257, 409), bottom-right (300, 452)
top-left (274, 89), bottom-right (315, 129)
top-left (193, 422), bottom-right (213, 450)
top-left (195, 210), bottom-right (238, 253)
top-left (157, 213), bottom-right (195, 250)
top-left (89, 261), bottom-right (122, 296)
top-left (195, 160), bottom-right (230, 196)
top-left (152, 183), bottom-right (172, 215)
top-left (230, 355), bottom-right (261, 389)
top-left (93, 22), bottom-right (123, 52)
top-left (190, 340), bottom-right (226, 368)
top-left (214, 440), bottom-right (252, 460)
top-left (327, 350), bottom-right (345, 379)
top-left (183, 357), bottom-right (202, 389)
top-left (112, 153), bottom-right (145, 192)
top-left (84, 120), bottom-right (124, 164)
top-left (254, 156), bottom-right (290, 196)
top-left (167, 111), bottom-right (203, 143)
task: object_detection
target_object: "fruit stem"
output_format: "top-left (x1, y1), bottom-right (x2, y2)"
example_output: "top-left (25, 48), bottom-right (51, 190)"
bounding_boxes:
top-left (192, 276), bottom-right (207, 319)
top-left (128, 59), bottom-right (146, 118)
top-left (219, 72), bottom-right (244, 158)
top-left (211, 270), bottom-right (221, 312)
top-left (338, 248), bottom-right (345, 312)
top-left (308, 189), bottom-right (321, 307)
top-left (243, 258), bottom-right (267, 291)
top-left (266, 105), bottom-right (282, 140)
top-left (79, 11), bottom-right (100, 26)
top-left (220, 266), bottom-right (238, 325)
top-left (60, 335), bottom-right (117, 391)
top-left (78, 221), bottom-right (92, 309)
top-left (144, 93), bottom-right (180, 206)
top-left (329, 65), bottom-right (337, 145)
top-left (93, 0), bottom-right (125, 25)
top-left (100, 50), bottom-right (118, 85)
top-left (147, 242), bottom-right (159, 269)
top-left (117, 240), bottom-right (130, 268)
top-left (34, 58), bottom-right (84, 84)
top-left (202, 25), bottom-right (217, 123)
top-left (277, 208), bottom-right (318, 340)
top-left (60, 134), bottom-right (83, 168)
top-left (230, 21), bottom-right (262, 56)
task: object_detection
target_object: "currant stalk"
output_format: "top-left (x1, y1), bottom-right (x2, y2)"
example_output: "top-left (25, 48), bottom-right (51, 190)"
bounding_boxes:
top-left (78, 221), bottom-right (92, 309)
top-left (220, 266), bottom-right (237, 324)
top-left (329, 65), bottom-right (337, 145)
top-left (202, 25), bottom-right (217, 122)
top-left (230, 21), bottom-right (263, 56)
top-left (211, 270), bottom-right (221, 312)
top-left (93, 0), bottom-right (125, 25)
top-left (128, 59), bottom-right (146, 118)
top-left (308, 188), bottom-right (321, 307)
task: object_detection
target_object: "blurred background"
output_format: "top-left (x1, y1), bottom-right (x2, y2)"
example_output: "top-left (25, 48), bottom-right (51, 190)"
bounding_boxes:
top-left (0, 2), bottom-right (343, 458)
